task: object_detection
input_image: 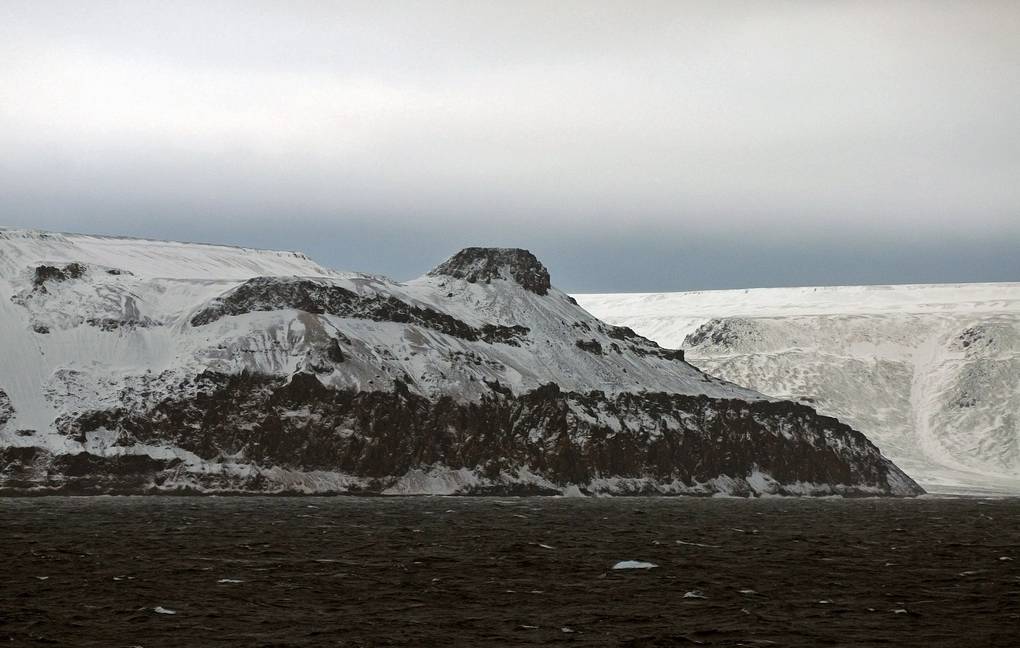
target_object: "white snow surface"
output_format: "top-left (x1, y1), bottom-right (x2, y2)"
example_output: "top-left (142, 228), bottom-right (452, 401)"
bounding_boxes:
top-left (0, 228), bottom-right (761, 491)
top-left (576, 284), bottom-right (1020, 495)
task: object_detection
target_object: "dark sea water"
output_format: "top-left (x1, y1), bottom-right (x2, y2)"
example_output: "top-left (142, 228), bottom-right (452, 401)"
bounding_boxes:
top-left (1, 496), bottom-right (1017, 647)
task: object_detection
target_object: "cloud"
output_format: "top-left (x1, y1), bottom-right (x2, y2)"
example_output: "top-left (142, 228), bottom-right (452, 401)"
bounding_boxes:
top-left (0, 1), bottom-right (1017, 289)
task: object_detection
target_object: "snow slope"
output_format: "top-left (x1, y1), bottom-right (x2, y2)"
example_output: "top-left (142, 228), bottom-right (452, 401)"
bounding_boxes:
top-left (0, 228), bottom-right (333, 443)
top-left (577, 284), bottom-right (1020, 495)
top-left (0, 229), bottom-right (755, 442)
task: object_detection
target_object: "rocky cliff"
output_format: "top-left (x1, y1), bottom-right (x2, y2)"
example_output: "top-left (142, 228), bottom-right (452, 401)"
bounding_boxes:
top-left (0, 228), bottom-right (922, 495)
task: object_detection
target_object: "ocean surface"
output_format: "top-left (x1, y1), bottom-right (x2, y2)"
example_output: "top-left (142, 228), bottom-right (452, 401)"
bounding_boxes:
top-left (1, 496), bottom-right (1017, 647)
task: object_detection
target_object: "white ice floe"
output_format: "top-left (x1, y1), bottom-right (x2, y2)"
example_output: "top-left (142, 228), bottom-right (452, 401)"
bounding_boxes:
top-left (153, 606), bottom-right (176, 615)
top-left (612, 560), bottom-right (658, 570)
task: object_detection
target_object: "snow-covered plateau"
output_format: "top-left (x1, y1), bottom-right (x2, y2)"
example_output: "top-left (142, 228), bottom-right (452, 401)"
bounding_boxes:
top-left (0, 228), bottom-right (921, 496)
top-left (576, 284), bottom-right (1020, 495)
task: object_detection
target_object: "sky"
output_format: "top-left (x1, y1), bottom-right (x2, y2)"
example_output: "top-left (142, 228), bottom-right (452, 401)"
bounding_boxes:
top-left (1, 1), bottom-right (1018, 292)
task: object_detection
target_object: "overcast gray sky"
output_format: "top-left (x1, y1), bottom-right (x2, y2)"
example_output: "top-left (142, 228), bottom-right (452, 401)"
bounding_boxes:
top-left (1, 1), bottom-right (1018, 291)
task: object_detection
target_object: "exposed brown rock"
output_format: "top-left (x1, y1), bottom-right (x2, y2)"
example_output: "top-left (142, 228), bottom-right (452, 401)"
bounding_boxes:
top-left (35, 371), bottom-right (921, 496)
top-left (428, 248), bottom-right (551, 295)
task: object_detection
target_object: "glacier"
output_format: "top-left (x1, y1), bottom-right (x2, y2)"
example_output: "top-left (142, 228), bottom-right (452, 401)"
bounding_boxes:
top-left (577, 284), bottom-right (1020, 495)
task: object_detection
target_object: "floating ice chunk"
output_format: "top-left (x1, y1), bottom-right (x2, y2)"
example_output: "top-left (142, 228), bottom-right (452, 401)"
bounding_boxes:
top-left (217, 579), bottom-right (244, 584)
top-left (34, 576), bottom-right (49, 581)
top-left (561, 627), bottom-right (575, 633)
top-left (1000, 556), bottom-right (1013, 561)
top-left (153, 606), bottom-right (176, 615)
top-left (676, 540), bottom-right (720, 548)
top-left (739, 589), bottom-right (757, 595)
top-left (683, 590), bottom-right (707, 599)
top-left (818, 600), bottom-right (832, 604)
top-left (892, 608), bottom-right (908, 614)
top-left (559, 485), bottom-right (586, 498)
top-left (537, 543), bottom-right (555, 550)
top-left (612, 560), bottom-right (658, 570)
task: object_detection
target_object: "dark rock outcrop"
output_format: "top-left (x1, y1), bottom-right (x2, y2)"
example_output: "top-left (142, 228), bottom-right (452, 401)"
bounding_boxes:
top-left (576, 339), bottom-right (604, 354)
top-left (605, 325), bottom-right (685, 361)
top-left (0, 446), bottom-right (184, 495)
top-left (27, 371), bottom-right (921, 496)
top-left (191, 277), bottom-right (530, 344)
top-left (428, 248), bottom-right (551, 295)
top-left (0, 389), bottom-right (12, 429)
top-left (684, 318), bottom-right (762, 350)
top-left (32, 262), bottom-right (86, 291)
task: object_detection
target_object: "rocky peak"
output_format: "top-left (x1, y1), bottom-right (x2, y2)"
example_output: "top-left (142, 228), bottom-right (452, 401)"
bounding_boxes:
top-left (33, 262), bottom-right (87, 289)
top-left (428, 247), bottom-right (551, 295)
top-left (0, 389), bottom-right (12, 429)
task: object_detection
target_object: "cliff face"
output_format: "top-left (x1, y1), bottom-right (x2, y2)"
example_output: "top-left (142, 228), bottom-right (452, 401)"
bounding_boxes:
top-left (0, 390), bottom-right (13, 430)
top-left (0, 228), bottom-right (922, 496)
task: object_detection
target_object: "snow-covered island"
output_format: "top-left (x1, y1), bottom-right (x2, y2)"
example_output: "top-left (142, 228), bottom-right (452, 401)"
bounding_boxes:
top-left (0, 228), bottom-right (921, 496)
